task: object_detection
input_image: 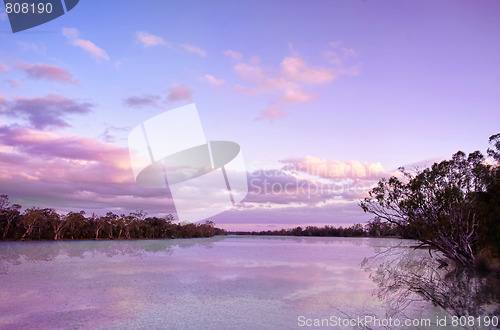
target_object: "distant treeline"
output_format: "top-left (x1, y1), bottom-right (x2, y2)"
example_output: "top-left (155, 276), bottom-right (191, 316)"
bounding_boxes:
top-left (0, 196), bottom-right (226, 241)
top-left (228, 219), bottom-right (407, 238)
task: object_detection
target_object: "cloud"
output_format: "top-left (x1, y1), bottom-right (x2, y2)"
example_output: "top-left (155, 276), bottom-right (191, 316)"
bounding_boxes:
top-left (114, 60), bottom-right (124, 70)
top-left (167, 85), bottom-right (192, 102)
top-left (123, 95), bottom-right (160, 108)
top-left (62, 27), bottom-right (79, 39)
top-left (0, 63), bottom-right (8, 72)
top-left (17, 41), bottom-right (47, 54)
top-left (207, 159), bottom-right (385, 227)
top-left (0, 94), bottom-right (92, 129)
top-left (136, 31), bottom-right (168, 47)
top-left (324, 42), bottom-right (361, 70)
top-left (280, 57), bottom-right (336, 84)
top-left (14, 62), bottom-right (78, 84)
top-left (99, 125), bottom-right (130, 143)
top-left (232, 44), bottom-right (361, 121)
top-left (73, 39), bottom-right (110, 62)
top-left (256, 107), bottom-right (286, 121)
top-left (223, 49), bottom-right (243, 61)
top-left (5, 80), bottom-right (22, 89)
top-left (280, 156), bottom-right (387, 180)
top-left (0, 12), bottom-right (6, 21)
top-left (201, 74), bottom-right (224, 88)
top-left (233, 57), bottom-right (336, 94)
top-left (181, 44), bottom-right (207, 57)
top-left (62, 28), bottom-right (110, 62)
top-left (0, 124), bottom-right (176, 215)
top-left (0, 123), bottom-right (390, 226)
top-left (233, 56), bottom-right (337, 120)
top-left (282, 90), bottom-right (317, 104)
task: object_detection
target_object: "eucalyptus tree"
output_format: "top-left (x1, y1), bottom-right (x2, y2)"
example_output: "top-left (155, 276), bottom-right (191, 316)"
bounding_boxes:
top-left (360, 134), bottom-right (500, 268)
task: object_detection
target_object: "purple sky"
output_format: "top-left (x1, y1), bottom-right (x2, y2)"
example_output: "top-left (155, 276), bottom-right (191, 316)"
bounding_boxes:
top-left (0, 1), bottom-right (499, 230)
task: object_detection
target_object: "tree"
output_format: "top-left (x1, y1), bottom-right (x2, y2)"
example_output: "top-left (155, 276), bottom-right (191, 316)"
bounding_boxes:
top-left (20, 207), bottom-right (42, 240)
top-left (46, 209), bottom-right (64, 240)
top-left (0, 195), bottom-right (21, 239)
top-left (65, 211), bottom-right (86, 240)
top-left (89, 214), bottom-right (104, 240)
top-left (487, 133), bottom-right (500, 162)
top-left (360, 134), bottom-right (500, 266)
top-left (360, 135), bottom-right (499, 268)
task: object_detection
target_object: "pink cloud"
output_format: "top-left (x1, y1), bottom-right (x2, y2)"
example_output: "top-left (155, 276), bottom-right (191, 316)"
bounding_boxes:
top-left (282, 90), bottom-right (317, 104)
top-left (233, 56), bottom-right (336, 120)
top-left (233, 57), bottom-right (336, 93)
top-left (223, 49), bottom-right (243, 61)
top-left (0, 94), bottom-right (92, 129)
top-left (201, 74), bottom-right (224, 88)
top-left (62, 28), bottom-right (110, 62)
top-left (280, 57), bottom-right (336, 84)
top-left (181, 44), bottom-right (207, 57)
top-left (0, 124), bottom-right (176, 215)
top-left (209, 162), bottom-right (382, 227)
top-left (14, 62), bottom-right (78, 84)
top-left (73, 39), bottom-right (110, 61)
top-left (0, 63), bottom-right (8, 72)
top-left (232, 45), bottom-right (360, 121)
top-left (256, 107), bottom-right (286, 121)
top-left (167, 85), bottom-right (192, 102)
top-left (0, 123), bottom-right (387, 226)
top-left (136, 31), bottom-right (168, 47)
top-left (280, 156), bottom-right (387, 180)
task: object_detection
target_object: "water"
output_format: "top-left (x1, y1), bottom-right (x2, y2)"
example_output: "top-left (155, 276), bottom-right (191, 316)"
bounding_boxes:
top-left (0, 236), bottom-right (492, 329)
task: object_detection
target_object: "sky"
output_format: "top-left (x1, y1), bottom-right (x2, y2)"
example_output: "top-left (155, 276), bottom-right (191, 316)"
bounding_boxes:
top-left (0, 0), bottom-right (499, 230)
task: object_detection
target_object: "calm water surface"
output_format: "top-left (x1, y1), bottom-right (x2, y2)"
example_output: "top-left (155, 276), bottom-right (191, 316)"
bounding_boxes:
top-left (0, 236), bottom-right (454, 329)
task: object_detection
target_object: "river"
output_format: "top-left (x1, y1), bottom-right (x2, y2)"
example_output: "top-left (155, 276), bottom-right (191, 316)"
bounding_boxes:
top-left (0, 236), bottom-right (497, 329)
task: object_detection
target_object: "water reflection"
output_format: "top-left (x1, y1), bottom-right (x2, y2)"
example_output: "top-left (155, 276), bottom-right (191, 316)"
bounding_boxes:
top-left (0, 236), bottom-right (389, 329)
top-left (362, 245), bottom-right (500, 328)
top-left (0, 237), bottom-right (226, 274)
top-left (3, 236), bottom-right (496, 329)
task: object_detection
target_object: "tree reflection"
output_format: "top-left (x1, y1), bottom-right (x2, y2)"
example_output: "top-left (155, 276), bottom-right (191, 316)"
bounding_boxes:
top-left (362, 245), bottom-right (500, 328)
top-left (0, 237), bottom-right (226, 274)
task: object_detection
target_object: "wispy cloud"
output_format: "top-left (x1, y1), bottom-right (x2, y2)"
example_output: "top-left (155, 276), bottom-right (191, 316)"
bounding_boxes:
top-left (281, 90), bottom-right (317, 104)
top-left (223, 49), bottom-right (243, 61)
top-left (257, 107), bottom-right (285, 121)
top-left (201, 74), bottom-right (224, 88)
top-left (167, 85), bottom-right (192, 102)
top-left (136, 31), bottom-right (168, 47)
top-left (62, 27), bottom-right (110, 62)
top-left (14, 62), bottom-right (78, 84)
top-left (324, 41), bottom-right (359, 65)
top-left (17, 41), bottom-right (46, 54)
top-left (123, 95), bottom-right (161, 108)
top-left (5, 80), bottom-right (22, 89)
top-left (0, 94), bottom-right (92, 129)
top-left (181, 44), bottom-right (207, 57)
top-left (0, 63), bottom-right (8, 72)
